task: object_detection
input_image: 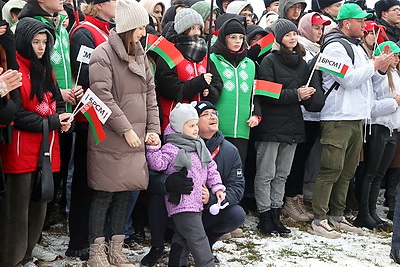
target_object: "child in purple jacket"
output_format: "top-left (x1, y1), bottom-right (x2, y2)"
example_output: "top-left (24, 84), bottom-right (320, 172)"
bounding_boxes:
top-left (146, 102), bottom-right (225, 267)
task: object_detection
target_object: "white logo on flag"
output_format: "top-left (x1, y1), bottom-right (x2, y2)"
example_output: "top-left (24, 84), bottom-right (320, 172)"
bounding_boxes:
top-left (80, 89), bottom-right (112, 124)
top-left (76, 45), bottom-right (94, 64)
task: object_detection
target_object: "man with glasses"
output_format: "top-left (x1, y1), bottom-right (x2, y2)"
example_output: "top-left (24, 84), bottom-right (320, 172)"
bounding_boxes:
top-left (278, 0), bottom-right (307, 25)
top-left (375, 0), bottom-right (400, 42)
top-left (141, 101), bottom-right (245, 266)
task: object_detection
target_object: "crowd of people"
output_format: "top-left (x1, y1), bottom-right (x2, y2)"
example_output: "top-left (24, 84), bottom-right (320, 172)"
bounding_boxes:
top-left (2, 0), bottom-right (400, 266)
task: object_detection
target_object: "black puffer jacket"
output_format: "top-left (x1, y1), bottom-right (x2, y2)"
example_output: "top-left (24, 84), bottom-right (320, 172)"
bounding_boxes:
top-left (375, 18), bottom-right (400, 43)
top-left (252, 48), bottom-right (311, 144)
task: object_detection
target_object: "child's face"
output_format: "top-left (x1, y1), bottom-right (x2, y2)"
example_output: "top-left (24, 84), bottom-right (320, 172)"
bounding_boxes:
top-left (182, 119), bottom-right (199, 138)
top-left (31, 33), bottom-right (47, 59)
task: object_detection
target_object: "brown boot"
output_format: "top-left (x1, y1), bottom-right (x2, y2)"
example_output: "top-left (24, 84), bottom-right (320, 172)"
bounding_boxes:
top-left (87, 237), bottom-right (112, 267)
top-left (282, 196), bottom-right (309, 222)
top-left (296, 195), bottom-right (314, 220)
top-left (108, 235), bottom-right (134, 267)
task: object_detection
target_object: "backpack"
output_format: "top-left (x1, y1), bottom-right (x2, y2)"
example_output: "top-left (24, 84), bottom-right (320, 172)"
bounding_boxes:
top-left (304, 35), bottom-right (355, 112)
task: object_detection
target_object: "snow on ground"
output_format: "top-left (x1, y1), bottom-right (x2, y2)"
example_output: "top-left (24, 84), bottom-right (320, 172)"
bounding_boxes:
top-left (38, 201), bottom-right (397, 267)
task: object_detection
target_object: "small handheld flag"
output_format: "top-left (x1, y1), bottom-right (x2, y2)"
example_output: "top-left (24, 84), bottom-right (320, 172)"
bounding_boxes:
top-left (251, 32), bottom-right (274, 56)
top-left (315, 53), bottom-right (349, 78)
top-left (254, 80), bottom-right (282, 99)
top-left (145, 34), bottom-right (184, 69)
top-left (81, 102), bottom-right (106, 145)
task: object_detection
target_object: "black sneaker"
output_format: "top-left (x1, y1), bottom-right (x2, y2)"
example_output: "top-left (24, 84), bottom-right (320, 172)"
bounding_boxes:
top-left (65, 247), bottom-right (89, 261)
top-left (140, 246), bottom-right (164, 266)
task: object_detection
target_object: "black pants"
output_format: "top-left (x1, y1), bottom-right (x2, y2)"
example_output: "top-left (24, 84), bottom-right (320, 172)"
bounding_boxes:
top-left (68, 122), bottom-right (93, 250)
top-left (285, 121), bottom-right (320, 197)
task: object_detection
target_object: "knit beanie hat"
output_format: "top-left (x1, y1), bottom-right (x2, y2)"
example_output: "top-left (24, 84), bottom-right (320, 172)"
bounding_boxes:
top-left (315, 0), bottom-right (342, 11)
top-left (174, 8), bottom-right (204, 34)
top-left (221, 18), bottom-right (246, 36)
top-left (191, 1), bottom-right (219, 22)
top-left (264, 0), bottom-right (278, 8)
top-left (375, 0), bottom-right (400, 19)
top-left (170, 103), bottom-right (199, 133)
top-left (273, 19), bottom-right (298, 44)
top-left (193, 101), bottom-right (217, 116)
top-left (115, 0), bottom-right (149, 34)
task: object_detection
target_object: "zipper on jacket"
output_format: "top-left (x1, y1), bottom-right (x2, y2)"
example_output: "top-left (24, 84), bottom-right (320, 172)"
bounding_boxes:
top-left (17, 130), bottom-right (20, 156)
top-left (234, 67), bottom-right (239, 138)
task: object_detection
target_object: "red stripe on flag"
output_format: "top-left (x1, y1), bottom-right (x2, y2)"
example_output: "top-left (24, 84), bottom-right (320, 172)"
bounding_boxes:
top-left (340, 64), bottom-right (349, 75)
top-left (254, 80), bottom-right (282, 95)
top-left (252, 32), bottom-right (274, 49)
top-left (212, 29), bottom-right (220, 36)
top-left (146, 34), bottom-right (184, 67)
top-left (82, 104), bottom-right (106, 144)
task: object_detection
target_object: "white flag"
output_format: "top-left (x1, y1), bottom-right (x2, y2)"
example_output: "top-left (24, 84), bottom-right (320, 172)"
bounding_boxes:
top-left (76, 45), bottom-right (94, 64)
top-left (80, 89), bottom-right (112, 124)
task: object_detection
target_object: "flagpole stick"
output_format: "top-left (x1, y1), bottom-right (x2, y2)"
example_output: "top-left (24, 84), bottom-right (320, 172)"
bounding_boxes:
top-left (206, 0), bottom-right (214, 72)
top-left (145, 35), bottom-right (163, 53)
top-left (305, 54), bottom-right (320, 87)
top-left (75, 61), bottom-right (83, 89)
top-left (250, 81), bottom-right (256, 113)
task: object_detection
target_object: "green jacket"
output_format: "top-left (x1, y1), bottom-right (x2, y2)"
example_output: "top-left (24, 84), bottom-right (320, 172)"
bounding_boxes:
top-left (210, 53), bottom-right (255, 139)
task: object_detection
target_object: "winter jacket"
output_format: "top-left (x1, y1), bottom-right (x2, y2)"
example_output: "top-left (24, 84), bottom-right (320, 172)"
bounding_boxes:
top-left (147, 130), bottom-right (244, 208)
top-left (375, 18), bottom-right (400, 43)
top-left (319, 30), bottom-right (380, 121)
top-left (70, 15), bottom-right (113, 122)
top-left (146, 125), bottom-right (225, 216)
top-left (1, 53), bottom-right (64, 174)
top-left (278, 0), bottom-right (307, 25)
top-left (371, 68), bottom-right (400, 131)
top-left (88, 29), bottom-right (160, 192)
top-left (252, 48), bottom-right (308, 144)
top-left (19, 0), bottom-right (73, 94)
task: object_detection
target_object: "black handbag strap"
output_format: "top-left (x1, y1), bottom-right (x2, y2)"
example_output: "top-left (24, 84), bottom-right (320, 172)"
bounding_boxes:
top-left (37, 117), bottom-right (49, 169)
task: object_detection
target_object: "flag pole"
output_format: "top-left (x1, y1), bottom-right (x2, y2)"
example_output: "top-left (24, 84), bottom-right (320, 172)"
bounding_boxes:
top-left (305, 54), bottom-right (320, 87)
top-left (206, 0), bottom-right (214, 72)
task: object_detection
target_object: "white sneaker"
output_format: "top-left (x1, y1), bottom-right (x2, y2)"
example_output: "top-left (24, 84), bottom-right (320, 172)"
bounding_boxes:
top-left (22, 261), bottom-right (38, 267)
top-left (32, 244), bottom-right (58, 262)
top-left (328, 217), bottom-right (363, 234)
top-left (308, 219), bottom-right (341, 239)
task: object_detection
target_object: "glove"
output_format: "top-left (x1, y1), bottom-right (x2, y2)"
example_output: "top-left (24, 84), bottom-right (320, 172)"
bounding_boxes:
top-left (247, 44), bottom-right (261, 61)
top-left (165, 167), bottom-right (193, 204)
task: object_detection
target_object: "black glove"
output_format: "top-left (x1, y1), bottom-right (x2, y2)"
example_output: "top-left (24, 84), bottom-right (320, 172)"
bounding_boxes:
top-left (165, 167), bottom-right (193, 204)
top-left (247, 44), bottom-right (261, 62)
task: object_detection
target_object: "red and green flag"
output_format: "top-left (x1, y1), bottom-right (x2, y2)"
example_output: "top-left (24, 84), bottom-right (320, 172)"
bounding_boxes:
top-left (146, 34), bottom-right (184, 69)
top-left (315, 53), bottom-right (349, 78)
top-left (254, 80), bottom-right (282, 99)
top-left (252, 32), bottom-right (274, 56)
top-left (80, 102), bottom-right (106, 145)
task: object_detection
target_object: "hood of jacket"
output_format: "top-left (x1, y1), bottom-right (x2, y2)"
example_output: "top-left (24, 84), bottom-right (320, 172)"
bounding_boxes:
top-left (278, 0), bottom-right (307, 19)
top-left (226, 1), bottom-right (249, 15)
top-left (141, 0), bottom-right (165, 16)
top-left (246, 24), bottom-right (267, 44)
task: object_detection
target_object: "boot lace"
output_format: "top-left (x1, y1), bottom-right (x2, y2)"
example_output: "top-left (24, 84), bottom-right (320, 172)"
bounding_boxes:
top-left (110, 240), bottom-right (129, 263)
top-left (95, 243), bottom-right (110, 265)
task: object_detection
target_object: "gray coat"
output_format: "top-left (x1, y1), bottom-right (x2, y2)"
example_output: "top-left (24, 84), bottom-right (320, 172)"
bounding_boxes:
top-left (88, 29), bottom-right (160, 192)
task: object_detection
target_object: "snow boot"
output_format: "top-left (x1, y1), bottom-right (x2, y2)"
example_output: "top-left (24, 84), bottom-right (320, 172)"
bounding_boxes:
top-left (282, 196), bottom-right (309, 222)
top-left (87, 237), bottom-right (112, 267)
top-left (296, 195), bottom-right (314, 220)
top-left (108, 235), bottom-right (134, 267)
top-left (270, 208), bottom-right (291, 237)
top-left (369, 182), bottom-right (389, 230)
top-left (257, 210), bottom-right (277, 236)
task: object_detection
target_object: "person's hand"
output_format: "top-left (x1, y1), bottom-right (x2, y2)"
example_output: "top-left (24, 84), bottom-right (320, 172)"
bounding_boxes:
top-left (247, 115), bottom-right (259, 128)
top-left (59, 113), bottom-right (72, 132)
top-left (395, 95), bottom-right (400, 106)
top-left (124, 129), bottom-right (141, 148)
top-left (0, 68), bottom-right (22, 96)
top-left (203, 73), bottom-right (212, 85)
top-left (145, 132), bottom-right (161, 146)
top-left (247, 44), bottom-right (261, 61)
top-left (0, 25), bottom-right (7, 36)
top-left (61, 89), bottom-right (76, 105)
top-left (202, 184), bottom-right (210, 204)
top-left (165, 167), bottom-right (192, 194)
top-left (373, 45), bottom-right (393, 72)
top-left (298, 86), bottom-right (316, 100)
top-left (216, 190), bottom-right (225, 202)
top-left (202, 89), bottom-right (209, 97)
top-left (73, 86), bottom-right (84, 102)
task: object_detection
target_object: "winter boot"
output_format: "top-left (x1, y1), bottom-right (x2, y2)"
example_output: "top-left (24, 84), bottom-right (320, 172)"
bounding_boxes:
top-left (140, 246), bottom-right (164, 266)
top-left (353, 204), bottom-right (382, 230)
top-left (282, 196), bottom-right (309, 222)
top-left (270, 208), bottom-right (291, 237)
top-left (108, 235), bottom-right (134, 267)
top-left (87, 237), bottom-right (112, 267)
top-left (369, 181), bottom-right (389, 230)
top-left (257, 210), bottom-right (278, 236)
top-left (296, 195), bottom-right (314, 220)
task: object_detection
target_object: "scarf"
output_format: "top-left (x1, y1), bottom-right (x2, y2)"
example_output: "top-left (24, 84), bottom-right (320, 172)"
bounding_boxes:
top-left (175, 34), bottom-right (207, 63)
top-left (166, 133), bottom-right (211, 169)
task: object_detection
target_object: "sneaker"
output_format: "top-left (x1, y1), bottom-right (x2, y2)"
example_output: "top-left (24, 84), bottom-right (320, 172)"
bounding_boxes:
top-left (65, 247), bottom-right (89, 261)
top-left (230, 228), bottom-right (244, 238)
top-left (219, 233), bottom-right (231, 240)
top-left (22, 262), bottom-right (38, 267)
top-left (32, 244), bottom-right (59, 262)
top-left (140, 246), bottom-right (164, 267)
top-left (328, 217), bottom-right (363, 234)
top-left (282, 196), bottom-right (310, 222)
top-left (308, 219), bottom-right (341, 239)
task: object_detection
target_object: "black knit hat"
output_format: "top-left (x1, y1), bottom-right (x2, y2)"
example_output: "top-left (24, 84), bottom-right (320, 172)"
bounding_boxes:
top-left (221, 18), bottom-right (246, 36)
top-left (273, 19), bottom-right (297, 44)
top-left (89, 0), bottom-right (110, 4)
top-left (264, 0), bottom-right (278, 8)
top-left (315, 0), bottom-right (343, 11)
top-left (375, 0), bottom-right (400, 19)
top-left (193, 101), bottom-right (217, 116)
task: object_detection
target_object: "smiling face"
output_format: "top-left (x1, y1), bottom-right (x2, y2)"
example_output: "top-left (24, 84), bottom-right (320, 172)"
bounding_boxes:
top-left (281, 31), bottom-right (298, 50)
top-left (198, 109), bottom-right (218, 139)
top-left (132, 26), bottom-right (146, 42)
top-left (31, 33), bottom-right (47, 59)
top-left (182, 119), bottom-right (199, 138)
top-left (311, 24), bottom-right (324, 43)
top-left (225, 33), bottom-right (244, 52)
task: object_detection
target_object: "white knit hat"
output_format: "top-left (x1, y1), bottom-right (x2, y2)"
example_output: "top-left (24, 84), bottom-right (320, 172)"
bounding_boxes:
top-left (115, 0), bottom-right (149, 34)
top-left (169, 103), bottom-right (199, 133)
top-left (174, 8), bottom-right (204, 35)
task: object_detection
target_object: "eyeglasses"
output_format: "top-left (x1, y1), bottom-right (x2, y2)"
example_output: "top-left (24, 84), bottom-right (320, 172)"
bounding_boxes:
top-left (388, 8), bottom-right (400, 13)
top-left (200, 111), bottom-right (218, 119)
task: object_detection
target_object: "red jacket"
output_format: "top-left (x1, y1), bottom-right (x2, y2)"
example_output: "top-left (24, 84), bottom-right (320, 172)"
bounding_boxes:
top-left (0, 53), bottom-right (64, 174)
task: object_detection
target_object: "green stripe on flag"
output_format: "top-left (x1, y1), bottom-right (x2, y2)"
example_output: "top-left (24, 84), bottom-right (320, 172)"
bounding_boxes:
top-left (84, 113), bottom-right (101, 145)
top-left (150, 46), bottom-right (176, 69)
top-left (258, 43), bottom-right (273, 56)
top-left (317, 66), bottom-right (345, 78)
top-left (255, 89), bottom-right (280, 99)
